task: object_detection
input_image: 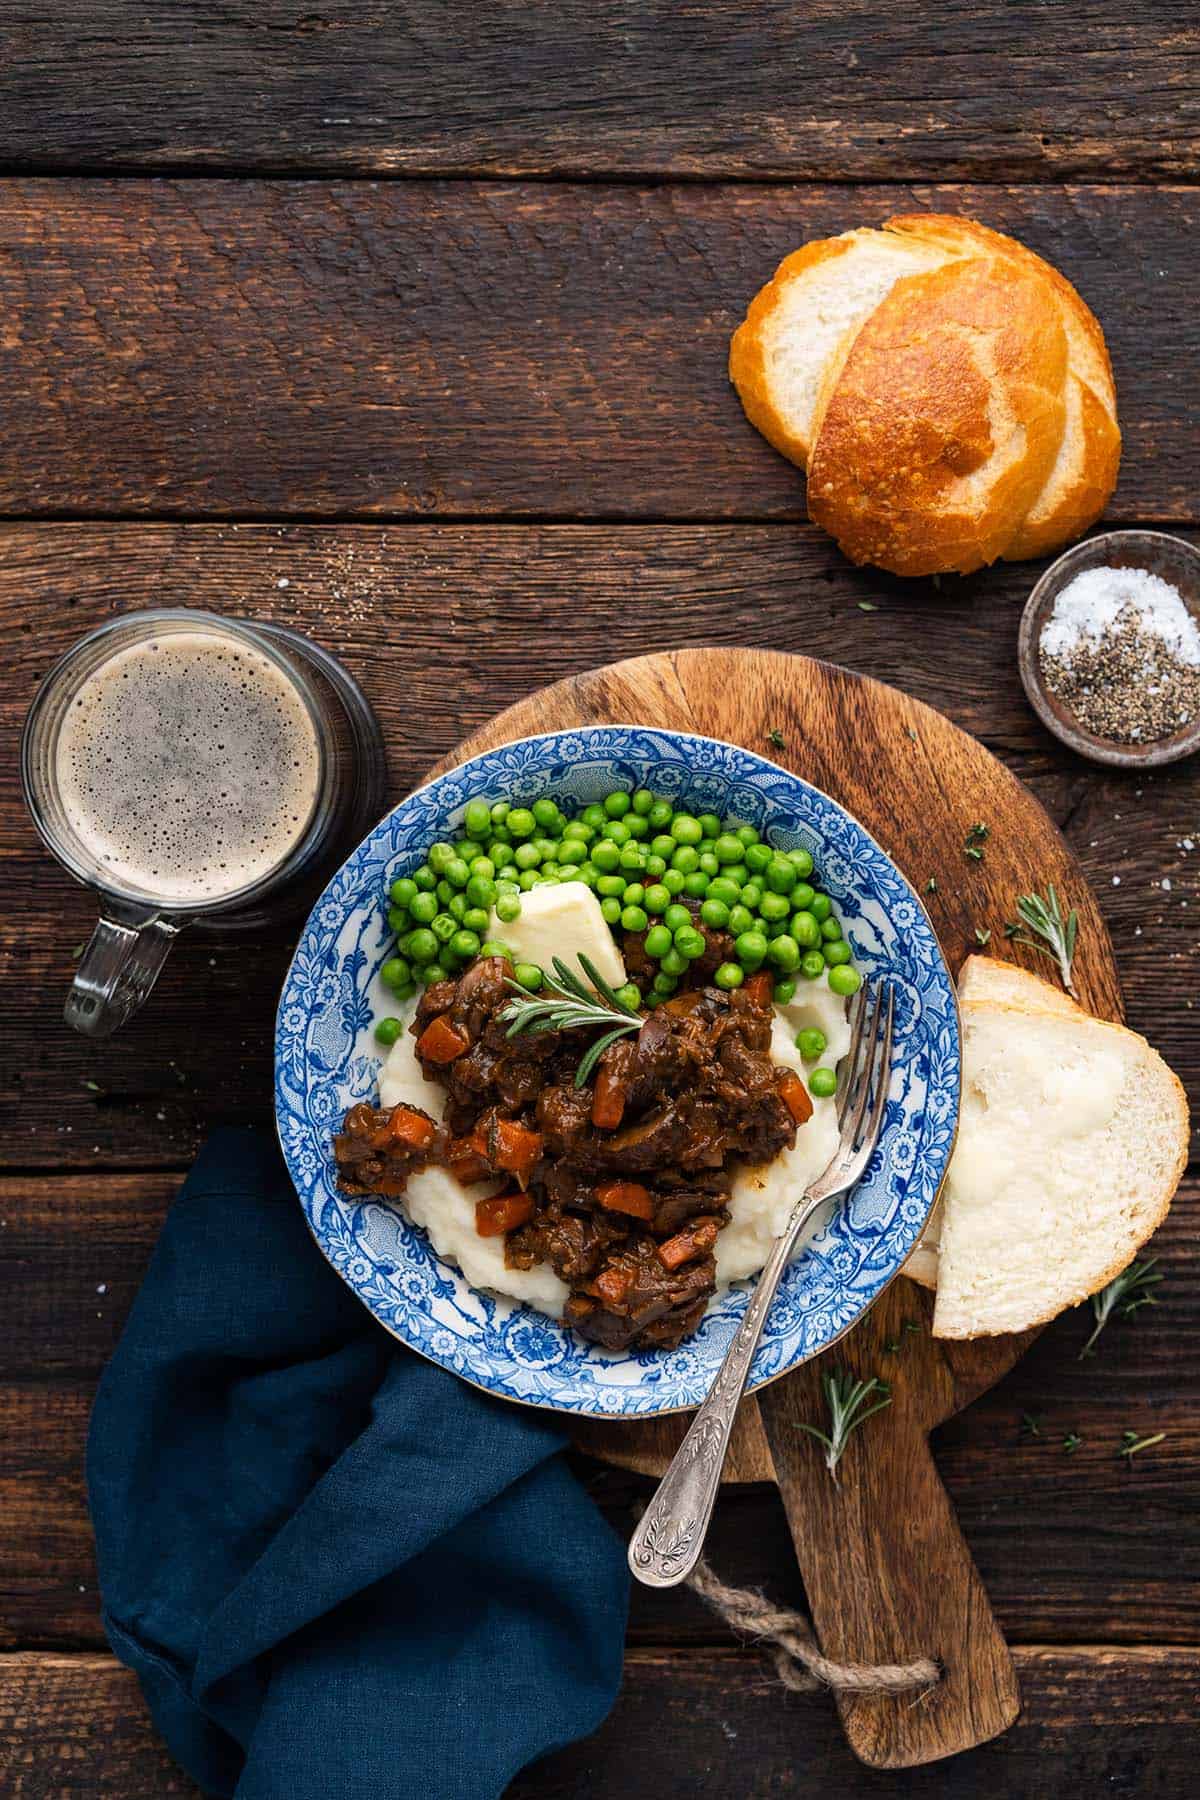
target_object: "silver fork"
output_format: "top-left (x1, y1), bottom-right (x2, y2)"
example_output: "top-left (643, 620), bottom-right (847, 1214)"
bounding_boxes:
top-left (627, 981), bottom-right (896, 1588)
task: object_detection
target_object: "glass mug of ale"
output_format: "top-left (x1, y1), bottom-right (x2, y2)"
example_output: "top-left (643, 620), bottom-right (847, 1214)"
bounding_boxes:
top-left (22, 609), bottom-right (385, 1036)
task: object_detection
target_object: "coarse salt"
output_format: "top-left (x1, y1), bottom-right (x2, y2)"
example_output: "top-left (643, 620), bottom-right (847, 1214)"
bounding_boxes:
top-left (1041, 567), bottom-right (1200, 666)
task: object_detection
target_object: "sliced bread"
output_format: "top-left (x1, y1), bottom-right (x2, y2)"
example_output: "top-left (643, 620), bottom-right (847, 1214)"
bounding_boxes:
top-left (931, 1001), bottom-right (1188, 1339)
top-left (955, 953), bottom-right (1081, 1017)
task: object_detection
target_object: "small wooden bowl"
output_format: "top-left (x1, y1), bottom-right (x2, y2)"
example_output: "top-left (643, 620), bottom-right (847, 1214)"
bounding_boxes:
top-left (1018, 529), bottom-right (1200, 769)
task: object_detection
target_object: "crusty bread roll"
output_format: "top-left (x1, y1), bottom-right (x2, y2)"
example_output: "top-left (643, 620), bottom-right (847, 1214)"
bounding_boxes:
top-left (956, 952), bottom-right (1082, 1017)
top-left (729, 214), bottom-right (1120, 577)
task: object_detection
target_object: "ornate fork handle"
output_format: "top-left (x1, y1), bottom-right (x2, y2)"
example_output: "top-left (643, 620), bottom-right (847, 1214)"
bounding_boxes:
top-left (628, 1182), bottom-right (832, 1588)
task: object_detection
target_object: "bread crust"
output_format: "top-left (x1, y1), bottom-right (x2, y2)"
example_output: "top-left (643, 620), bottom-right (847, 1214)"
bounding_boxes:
top-left (727, 235), bottom-right (857, 470)
top-left (931, 1001), bottom-right (1190, 1339)
top-left (807, 258), bottom-right (1068, 576)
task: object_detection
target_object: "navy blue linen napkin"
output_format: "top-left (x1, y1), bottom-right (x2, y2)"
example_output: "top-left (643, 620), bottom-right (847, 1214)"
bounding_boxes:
top-left (87, 1128), bottom-right (628, 1800)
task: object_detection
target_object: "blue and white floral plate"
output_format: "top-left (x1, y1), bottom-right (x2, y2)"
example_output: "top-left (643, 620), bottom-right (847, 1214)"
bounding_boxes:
top-left (275, 727), bottom-right (960, 1418)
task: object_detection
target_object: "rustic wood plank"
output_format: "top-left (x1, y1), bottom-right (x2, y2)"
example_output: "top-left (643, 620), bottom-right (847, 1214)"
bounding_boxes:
top-left (2, 525), bottom-right (1195, 1168)
top-left (2, 1646), bottom-right (1198, 1798)
top-left (0, 183), bottom-right (1193, 519)
top-left (3, 4), bottom-right (1198, 182)
top-left (1, 1176), bottom-right (1196, 1650)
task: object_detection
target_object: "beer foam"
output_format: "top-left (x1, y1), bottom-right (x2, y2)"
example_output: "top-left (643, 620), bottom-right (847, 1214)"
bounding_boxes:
top-left (56, 630), bottom-right (321, 904)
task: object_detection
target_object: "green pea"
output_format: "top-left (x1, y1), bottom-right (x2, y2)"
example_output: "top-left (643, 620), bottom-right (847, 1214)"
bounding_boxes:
top-left (407, 930), bottom-right (438, 967)
top-left (714, 962), bottom-right (744, 990)
top-left (488, 825), bottom-right (512, 848)
top-left (621, 904), bottom-right (649, 933)
top-left (374, 1016), bottom-right (403, 1046)
top-left (801, 950), bottom-right (825, 980)
top-left (765, 917), bottom-right (792, 941)
top-left (390, 876), bottom-right (417, 908)
top-left (513, 842), bottom-right (540, 870)
top-left (496, 868), bottom-right (520, 887)
top-left (700, 897), bottom-right (730, 929)
top-left (540, 862), bottom-right (561, 879)
top-left (739, 879), bottom-right (762, 910)
top-left (765, 857), bottom-right (798, 894)
top-left (644, 883), bottom-right (671, 915)
top-left (616, 983), bottom-right (643, 1010)
top-left (465, 875), bottom-right (497, 912)
top-left (592, 840), bottom-right (620, 872)
top-left (698, 813), bottom-right (722, 839)
top-left (479, 941), bottom-right (512, 962)
top-left (581, 803), bottom-right (607, 830)
top-left (759, 889), bottom-right (791, 923)
top-left (713, 833), bottom-right (743, 865)
top-left (652, 971), bottom-right (678, 997)
top-left (647, 800), bottom-right (674, 831)
top-left (707, 876), bottom-right (741, 909)
top-left (698, 851), bottom-right (719, 877)
top-left (428, 841), bottom-right (456, 874)
top-left (663, 868), bottom-right (687, 895)
top-left (387, 905), bottom-right (409, 934)
top-left (767, 934), bottom-right (800, 973)
top-left (412, 865), bottom-right (437, 892)
top-left (596, 874), bottom-right (627, 899)
top-left (624, 813), bottom-right (649, 839)
top-left (744, 842), bottom-right (772, 874)
top-left (514, 962), bottom-right (543, 991)
top-left (436, 879), bottom-right (454, 907)
top-left (468, 853), bottom-right (495, 880)
top-left (727, 904), bottom-right (754, 936)
top-left (735, 929), bottom-right (768, 969)
top-left (423, 962), bottom-right (448, 985)
top-left (557, 863), bottom-right (581, 884)
top-left (464, 799), bottom-right (492, 839)
top-left (575, 863), bottom-right (597, 888)
top-left (562, 819), bottom-right (593, 844)
top-left (650, 833), bottom-right (676, 860)
top-left (507, 808), bottom-right (535, 839)
top-left (446, 929), bottom-right (477, 962)
top-left (632, 789), bottom-right (655, 816)
top-left (788, 847), bottom-right (815, 878)
top-left (490, 800), bottom-right (510, 825)
top-left (381, 956), bottom-right (412, 990)
top-left (518, 870), bottom-right (539, 890)
top-left (462, 908), bottom-right (489, 934)
top-left (495, 893), bottom-right (521, 924)
top-left (603, 790), bottom-right (630, 818)
top-left (671, 843), bottom-right (700, 874)
top-left (663, 903), bottom-right (691, 933)
top-left (683, 871), bottom-right (709, 898)
top-left (619, 842), bottom-right (646, 871)
top-left (600, 896), bottom-right (622, 925)
top-left (736, 825), bottom-right (760, 847)
top-left (660, 947), bottom-right (688, 977)
top-left (809, 1066), bottom-right (838, 1098)
top-left (444, 857), bottom-right (469, 889)
top-left (408, 891), bottom-right (437, 926)
top-left (645, 854), bottom-right (667, 879)
top-left (669, 813), bottom-right (702, 846)
top-left (772, 978), bottom-right (797, 1005)
top-left (810, 893), bottom-right (833, 923)
top-left (644, 923), bottom-right (673, 958)
top-left (829, 963), bottom-right (862, 997)
top-left (824, 940), bottom-right (852, 967)
top-left (791, 910), bottom-right (820, 948)
top-left (604, 819), bottom-right (631, 847)
top-left (791, 882), bottom-right (815, 912)
top-left (531, 797), bottom-right (558, 830)
top-left (725, 864), bottom-right (749, 887)
top-left (796, 1027), bottom-right (827, 1061)
top-left (431, 912), bottom-right (457, 945)
top-left (675, 925), bottom-right (707, 960)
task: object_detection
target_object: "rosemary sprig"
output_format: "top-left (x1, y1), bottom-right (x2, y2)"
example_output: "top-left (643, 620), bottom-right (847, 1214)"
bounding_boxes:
top-left (1079, 1259), bottom-right (1162, 1359)
top-left (1005, 883), bottom-right (1079, 996)
top-left (1119, 1429), bottom-right (1166, 1462)
top-left (499, 954), bottom-right (641, 1089)
top-left (963, 822), bottom-right (990, 863)
top-left (795, 1370), bottom-right (892, 1482)
top-left (766, 728), bottom-right (786, 751)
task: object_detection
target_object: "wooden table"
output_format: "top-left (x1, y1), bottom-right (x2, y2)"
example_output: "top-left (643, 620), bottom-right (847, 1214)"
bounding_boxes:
top-left (1, 8), bottom-right (1198, 1793)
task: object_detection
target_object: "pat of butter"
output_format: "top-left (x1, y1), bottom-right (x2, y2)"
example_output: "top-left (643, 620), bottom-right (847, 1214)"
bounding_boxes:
top-left (488, 880), bottom-right (626, 988)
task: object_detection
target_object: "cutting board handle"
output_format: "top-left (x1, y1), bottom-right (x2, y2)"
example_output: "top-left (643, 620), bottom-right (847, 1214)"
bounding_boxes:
top-left (759, 1379), bottom-right (1021, 1768)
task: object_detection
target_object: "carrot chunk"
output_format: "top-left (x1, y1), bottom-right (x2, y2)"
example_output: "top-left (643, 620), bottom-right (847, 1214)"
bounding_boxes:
top-left (474, 1191), bottom-right (535, 1237)
top-left (778, 1070), bottom-right (813, 1126)
top-left (416, 1014), bottom-right (471, 1064)
top-left (445, 1139), bottom-right (493, 1186)
top-left (596, 1180), bottom-right (655, 1221)
top-left (591, 1065), bottom-right (627, 1131)
top-left (743, 972), bottom-right (774, 1010)
top-left (384, 1105), bottom-right (438, 1150)
top-left (657, 1218), bottom-right (720, 1270)
top-left (593, 1264), bottom-right (633, 1306)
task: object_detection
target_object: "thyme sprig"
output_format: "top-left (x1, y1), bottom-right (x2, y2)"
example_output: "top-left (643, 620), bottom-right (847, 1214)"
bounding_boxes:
top-left (500, 954), bottom-right (641, 1089)
top-left (1079, 1259), bottom-right (1162, 1359)
top-left (796, 1370), bottom-right (892, 1482)
top-left (1120, 1429), bottom-right (1166, 1462)
top-left (1005, 884), bottom-right (1079, 996)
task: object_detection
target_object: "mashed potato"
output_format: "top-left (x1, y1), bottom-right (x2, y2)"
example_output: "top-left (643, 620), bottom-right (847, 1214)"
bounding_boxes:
top-left (375, 953), bottom-right (851, 1317)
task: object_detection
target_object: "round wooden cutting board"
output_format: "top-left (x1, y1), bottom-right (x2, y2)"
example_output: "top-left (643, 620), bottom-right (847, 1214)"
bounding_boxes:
top-left (429, 648), bottom-right (1122, 1771)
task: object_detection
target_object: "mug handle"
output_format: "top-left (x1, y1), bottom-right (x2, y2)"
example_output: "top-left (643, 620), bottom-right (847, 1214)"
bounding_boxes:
top-left (65, 905), bottom-right (184, 1037)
